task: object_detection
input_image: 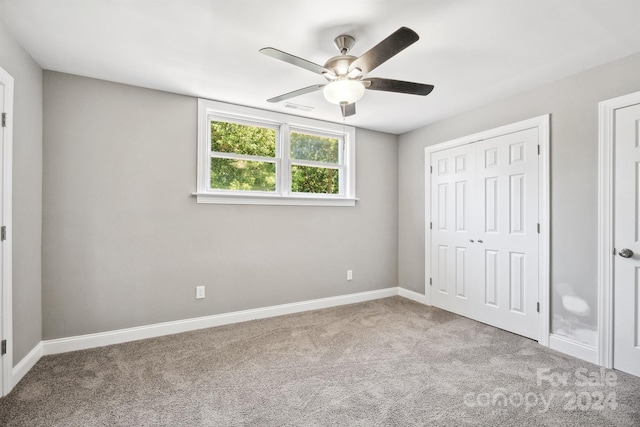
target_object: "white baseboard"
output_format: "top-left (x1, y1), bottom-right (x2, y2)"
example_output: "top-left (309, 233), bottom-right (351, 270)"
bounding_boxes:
top-left (43, 287), bottom-right (399, 356)
top-left (397, 287), bottom-right (426, 304)
top-left (12, 342), bottom-right (43, 388)
top-left (15, 289), bottom-right (598, 393)
top-left (549, 333), bottom-right (598, 364)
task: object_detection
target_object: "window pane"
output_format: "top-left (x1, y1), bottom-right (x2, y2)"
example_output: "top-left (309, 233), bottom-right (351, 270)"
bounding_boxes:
top-left (290, 132), bottom-right (339, 163)
top-left (291, 165), bottom-right (339, 194)
top-left (210, 158), bottom-right (276, 192)
top-left (211, 121), bottom-right (276, 157)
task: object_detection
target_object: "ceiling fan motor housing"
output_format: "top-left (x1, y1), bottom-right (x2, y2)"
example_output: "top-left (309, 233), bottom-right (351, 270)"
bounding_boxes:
top-left (333, 34), bottom-right (355, 55)
top-left (324, 55), bottom-right (357, 78)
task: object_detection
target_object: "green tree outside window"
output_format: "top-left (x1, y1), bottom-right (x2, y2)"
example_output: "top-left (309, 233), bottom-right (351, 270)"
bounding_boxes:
top-left (210, 122), bottom-right (342, 194)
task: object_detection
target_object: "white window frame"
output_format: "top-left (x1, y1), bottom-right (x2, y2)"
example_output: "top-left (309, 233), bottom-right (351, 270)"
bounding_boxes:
top-left (195, 99), bottom-right (356, 206)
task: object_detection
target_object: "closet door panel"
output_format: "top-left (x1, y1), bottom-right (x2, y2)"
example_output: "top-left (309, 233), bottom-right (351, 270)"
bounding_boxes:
top-left (430, 144), bottom-right (477, 313)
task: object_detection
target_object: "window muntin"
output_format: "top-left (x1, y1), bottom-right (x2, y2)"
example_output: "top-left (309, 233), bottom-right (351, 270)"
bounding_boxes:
top-left (196, 99), bottom-right (356, 206)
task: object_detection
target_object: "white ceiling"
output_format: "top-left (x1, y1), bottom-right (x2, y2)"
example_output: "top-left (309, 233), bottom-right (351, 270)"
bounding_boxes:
top-left (2, 0), bottom-right (640, 134)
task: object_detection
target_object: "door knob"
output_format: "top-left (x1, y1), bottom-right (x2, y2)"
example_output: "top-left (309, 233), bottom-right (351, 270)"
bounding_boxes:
top-left (618, 248), bottom-right (634, 258)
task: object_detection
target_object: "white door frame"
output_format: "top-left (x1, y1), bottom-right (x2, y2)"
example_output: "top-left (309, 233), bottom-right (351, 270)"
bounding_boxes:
top-left (0, 65), bottom-right (14, 396)
top-left (597, 90), bottom-right (640, 368)
top-left (425, 114), bottom-right (550, 346)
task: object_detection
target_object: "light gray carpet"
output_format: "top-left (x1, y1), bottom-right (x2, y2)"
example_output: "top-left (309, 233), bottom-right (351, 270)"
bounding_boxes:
top-left (0, 297), bottom-right (639, 426)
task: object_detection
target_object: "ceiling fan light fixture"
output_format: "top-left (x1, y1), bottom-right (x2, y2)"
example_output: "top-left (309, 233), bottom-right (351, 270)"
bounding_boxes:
top-left (323, 79), bottom-right (365, 105)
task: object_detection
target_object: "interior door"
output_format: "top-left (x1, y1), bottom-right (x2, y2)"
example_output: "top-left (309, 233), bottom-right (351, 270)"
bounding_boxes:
top-left (0, 80), bottom-right (4, 394)
top-left (430, 128), bottom-right (539, 340)
top-left (430, 143), bottom-right (477, 315)
top-left (613, 103), bottom-right (640, 377)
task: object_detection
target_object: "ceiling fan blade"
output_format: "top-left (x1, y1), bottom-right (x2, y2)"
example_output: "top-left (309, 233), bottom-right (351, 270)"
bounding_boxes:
top-left (349, 27), bottom-right (419, 75)
top-left (267, 84), bottom-right (325, 103)
top-left (340, 102), bottom-right (356, 117)
top-left (260, 47), bottom-right (330, 75)
top-left (363, 78), bottom-right (434, 96)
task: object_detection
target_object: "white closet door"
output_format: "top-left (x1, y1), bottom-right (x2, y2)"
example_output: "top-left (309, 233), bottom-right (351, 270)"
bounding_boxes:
top-left (613, 103), bottom-right (640, 377)
top-left (473, 129), bottom-right (539, 339)
top-left (430, 128), bottom-right (539, 340)
top-left (430, 143), bottom-right (477, 314)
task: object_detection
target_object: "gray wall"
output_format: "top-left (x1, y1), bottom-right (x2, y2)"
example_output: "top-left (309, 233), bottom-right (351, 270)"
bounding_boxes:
top-left (399, 51), bottom-right (640, 347)
top-left (11, 22), bottom-right (640, 356)
top-left (0, 20), bottom-right (43, 364)
top-left (42, 71), bottom-right (398, 339)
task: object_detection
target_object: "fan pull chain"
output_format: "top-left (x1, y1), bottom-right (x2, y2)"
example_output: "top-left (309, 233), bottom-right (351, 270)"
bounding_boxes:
top-left (342, 117), bottom-right (346, 143)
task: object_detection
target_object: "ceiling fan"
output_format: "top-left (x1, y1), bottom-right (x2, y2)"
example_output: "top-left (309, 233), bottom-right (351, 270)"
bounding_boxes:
top-left (260, 27), bottom-right (434, 118)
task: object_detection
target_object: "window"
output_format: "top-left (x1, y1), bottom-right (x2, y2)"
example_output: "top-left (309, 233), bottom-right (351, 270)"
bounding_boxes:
top-left (196, 99), bottom-right (356, 206)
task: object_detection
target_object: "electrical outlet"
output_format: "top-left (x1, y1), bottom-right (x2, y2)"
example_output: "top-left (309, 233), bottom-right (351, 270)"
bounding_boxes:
top-left (196, 285), bottom-right (205, 299)
top-left (347, 270), bottom-right (353, 281)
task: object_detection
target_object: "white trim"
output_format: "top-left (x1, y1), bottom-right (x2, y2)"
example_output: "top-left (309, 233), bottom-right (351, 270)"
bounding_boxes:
top-left (398, 287), bottom-right (427, 304)
top-left (11, 342), bottom-right (42, 388)
top-left (424, 115), bottom-right (551, 345)
top-left (549, 334), bottom-right (598, 364)
top-left (597, 90), bottom-right (640, 369)
top-left (537, 115), bottom-right (551, 347)
top-left (43, 288), bottom-right (399, 355)
top-left (193, 193), bottom-right (357, 206)
top-left (0, 66), bottom-right (13, 397)
top-left (426, 115), bottom-right (549, 153)
top-left (196, 99), bottom-right (356, 206)
top-left (424, 150), bottom-right (432, 306)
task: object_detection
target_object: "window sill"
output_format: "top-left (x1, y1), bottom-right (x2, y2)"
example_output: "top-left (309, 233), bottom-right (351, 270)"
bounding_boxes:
top-left (192, 192), bottom-right (358, 206)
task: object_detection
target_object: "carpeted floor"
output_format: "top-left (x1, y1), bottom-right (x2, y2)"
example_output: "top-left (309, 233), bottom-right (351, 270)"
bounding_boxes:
top-left (0, 296), bottom-right (639, 426)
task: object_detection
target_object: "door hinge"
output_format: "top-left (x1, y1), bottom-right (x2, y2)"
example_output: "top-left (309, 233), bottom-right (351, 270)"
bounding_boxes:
top-left (430, 222), bottom-right (432, 230)
top-left (429, 277), bottom-right (432, 286)
top-left (536, 302), bottom-right (540, 313)
top-left (1, 226), bottom-right (6, 241)
top-left (430, 166), bottom-right (433, 174)
top-left (1, 112), bottom-right (6, 128)
top-left (537, 145), bottom-right (540, 155)
top-left (1, 340), bottom-right (6, 355)
top-left (537, 223), bottom-right (540, 234)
